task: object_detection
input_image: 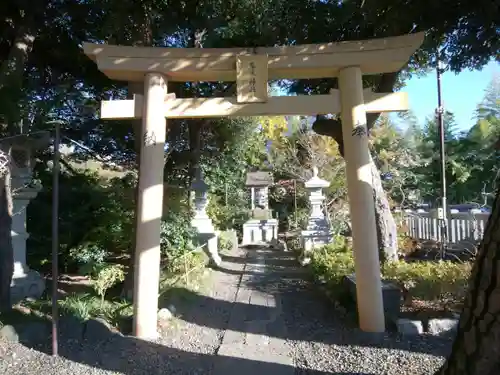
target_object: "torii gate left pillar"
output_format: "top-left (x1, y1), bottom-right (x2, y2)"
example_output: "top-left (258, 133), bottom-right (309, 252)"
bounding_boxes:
top-left (132, 73), bottom-right (168, 339)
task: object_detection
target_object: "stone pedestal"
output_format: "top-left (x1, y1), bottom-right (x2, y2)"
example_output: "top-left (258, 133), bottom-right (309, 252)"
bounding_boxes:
top-left (301, 167), bottom-right (333, 253)
top-left (191, 168), bottom-right (221, 266)
top-left (242, 219), bottom-right (278, 245)
top-left (10, 170), bottom-right (45, 303)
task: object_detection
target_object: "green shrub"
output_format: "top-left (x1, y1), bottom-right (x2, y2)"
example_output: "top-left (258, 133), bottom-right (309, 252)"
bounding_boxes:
top-left (383, 260), bottom-right (471, 302)
top-left (207, 196), bottom-right (249, 231)
top-left (70, 243), bottom-right (109, 276)
top-left (92, 263), bottom-right (126, 304)
top-left (310, 238), bottom-right (471, 304)
top-left (28, 170), bottom-right (135, 273)
top-left (160, 209), bottom-right (198, 261)
top-left (309, 237), bottom-right (354, 296)
top-left (218, 231), bottom-right (236, 254)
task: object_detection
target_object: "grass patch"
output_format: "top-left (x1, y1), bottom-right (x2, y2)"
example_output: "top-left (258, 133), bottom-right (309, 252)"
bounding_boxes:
top-left (8, 249), bottom-right (212, 333)
top-left (19, 294), bottom-right (132, 328)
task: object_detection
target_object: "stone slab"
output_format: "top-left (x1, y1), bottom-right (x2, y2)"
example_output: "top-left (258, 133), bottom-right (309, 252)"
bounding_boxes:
top-left (397, 318), bottom-right (423, 335)
top-left (428, 318), bottom-right (458, 336)
top-left (344, 273), bottom-right (402, 321)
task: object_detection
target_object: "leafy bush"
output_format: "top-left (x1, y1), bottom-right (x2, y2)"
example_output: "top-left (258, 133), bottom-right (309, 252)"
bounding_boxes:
top-left (207, 195), bottom-right (249, 231)
top-left (70, 243), bottom-right (109, 276)
top-left (160, 208), bottom-right (198, 261)
top-left (218, 230), bottom-right (237, 254)
top-left (160, 250), bottom-right (207, 288)
top-left (92, 264), bottom-right (126, 304)
top-left (383, 260), bottom-right (471, 303)
top-left (28, 169), bottom-right (135, 273)
top-left (310, 238), bottom-right (471, 304)
top-left (309, 237), bottom-right (355, 296)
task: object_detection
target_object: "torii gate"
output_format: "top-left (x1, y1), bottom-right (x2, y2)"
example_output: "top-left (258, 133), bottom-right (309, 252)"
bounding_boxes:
top-left (83, 32), bottom-right (424, 339)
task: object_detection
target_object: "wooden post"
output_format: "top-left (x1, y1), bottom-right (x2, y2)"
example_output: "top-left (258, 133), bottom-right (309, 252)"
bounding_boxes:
top-left (338, 66), bottom-right (385, 332)
top-left (133, 73), bottom-right (167, 339)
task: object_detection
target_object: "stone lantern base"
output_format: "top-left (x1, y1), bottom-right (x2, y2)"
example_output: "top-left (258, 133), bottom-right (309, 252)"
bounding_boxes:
top-left (10, 186), bottom-right (46, 303)
top-left (11, 269), bottom-right (46, 304)
top-left (300, 229), bottom-right (333, 252)
top-left (192, 215), bottom-right (221, 267)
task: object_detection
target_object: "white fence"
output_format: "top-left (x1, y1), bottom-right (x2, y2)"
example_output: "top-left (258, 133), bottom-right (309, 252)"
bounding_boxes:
top-left (399, 209), bottom-right (490, 244)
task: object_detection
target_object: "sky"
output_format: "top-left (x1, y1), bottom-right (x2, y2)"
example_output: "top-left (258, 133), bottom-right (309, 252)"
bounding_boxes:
top-left (401, 60), bottom-right (499, 131)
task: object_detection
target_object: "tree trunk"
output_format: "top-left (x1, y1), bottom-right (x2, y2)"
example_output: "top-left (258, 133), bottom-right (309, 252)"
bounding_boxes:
top-left (370, 154), bottom-right (398, 262)
top-left (436, 186), bottom-right (500, 375)
top-left (312, 118), bottom-right (398, 261)
top-left (0, 18), bottom-right (36, 127)
top-left (0, 14), bottom-right (36, 310)
top-left (0, 148), bottom-right (14, 312)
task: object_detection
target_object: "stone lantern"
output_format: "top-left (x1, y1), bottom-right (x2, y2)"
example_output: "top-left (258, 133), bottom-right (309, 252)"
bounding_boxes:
top-left (4, 134), bottom-right (49, 303)
top-left (301, 167), bottom-right (333, 253)
top-left (190, 166), bottom-right (221, 267)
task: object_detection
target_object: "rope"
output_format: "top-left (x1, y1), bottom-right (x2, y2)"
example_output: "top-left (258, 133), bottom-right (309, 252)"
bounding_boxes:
top-left (0, 149), bottom-right (10, 177)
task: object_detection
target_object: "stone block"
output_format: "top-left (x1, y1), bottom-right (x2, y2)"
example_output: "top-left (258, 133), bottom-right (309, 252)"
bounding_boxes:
top-left (59, 315), bottom-right (85, 341)
top-left (242, 219), bottom-right (278, 245)
top-left (343, 273), bottom-right (402, 321)
top-left (0, 325), bottom-right (19, 343)
top-left (428, 318), bottom-right (458, 336)
top-left (84, 318), bottom-right (116, 342)
top-left (301, 230), bottom-right (333, 252)
top-left (10, 269), bottom-right (45, 304)
top-left (17, 321), bottom-right (50, 346)
top-left (158, 307), bottom-right (173, 321)
top-left (251, 208), bottom-right (273, 220)
top-left (397, 319), bottom-right (423, 335)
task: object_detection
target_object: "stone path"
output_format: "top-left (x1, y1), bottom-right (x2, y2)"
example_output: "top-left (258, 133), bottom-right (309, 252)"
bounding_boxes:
top-left (1, 245), bottom-right (453, 375)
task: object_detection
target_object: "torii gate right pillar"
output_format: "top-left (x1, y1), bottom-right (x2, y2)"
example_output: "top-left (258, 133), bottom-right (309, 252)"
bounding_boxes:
top-left (339, 66), bottom-right (385, 332)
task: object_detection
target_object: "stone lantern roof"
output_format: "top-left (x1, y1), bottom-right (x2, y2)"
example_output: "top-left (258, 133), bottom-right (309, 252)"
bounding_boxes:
top-left (304, 166), bottom-right (330, 189)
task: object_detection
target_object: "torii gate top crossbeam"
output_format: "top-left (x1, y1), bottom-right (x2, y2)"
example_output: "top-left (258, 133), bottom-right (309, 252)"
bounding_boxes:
top-left (83, 33), bottom-right (424, 83)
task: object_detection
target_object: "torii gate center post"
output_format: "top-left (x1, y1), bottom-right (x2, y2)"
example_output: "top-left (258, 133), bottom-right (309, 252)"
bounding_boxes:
top-left (84, 32), bottom-right (424, 339)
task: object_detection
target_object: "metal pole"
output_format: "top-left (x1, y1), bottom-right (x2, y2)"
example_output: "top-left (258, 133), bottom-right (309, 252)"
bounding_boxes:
top-left (51, 122), bottom-right (60, 356)
top-left (225, 182), bottom-right (228, 206)
top-left (436, 54), bottom-right (448, 256)
top-left (294, 179), bottom-right (298, 228)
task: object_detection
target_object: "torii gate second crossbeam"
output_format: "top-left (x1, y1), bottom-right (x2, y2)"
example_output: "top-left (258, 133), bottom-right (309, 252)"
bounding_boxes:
top-left (83, 32), bottom-right (425, 340)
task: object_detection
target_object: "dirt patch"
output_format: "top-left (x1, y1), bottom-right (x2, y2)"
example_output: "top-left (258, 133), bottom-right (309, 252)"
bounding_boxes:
top-left (400, 298), bottom-right (461, 323)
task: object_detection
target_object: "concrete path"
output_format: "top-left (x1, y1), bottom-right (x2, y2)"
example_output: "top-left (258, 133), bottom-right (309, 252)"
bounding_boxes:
top-left (214, 246), bottom-right (295, 375)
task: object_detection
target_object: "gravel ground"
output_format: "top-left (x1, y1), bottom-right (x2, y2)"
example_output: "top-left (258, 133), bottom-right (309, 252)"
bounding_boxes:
top-left (244, 249), bottom-right (451, 375)
top-left (0, 246), bottom-right (452, 375)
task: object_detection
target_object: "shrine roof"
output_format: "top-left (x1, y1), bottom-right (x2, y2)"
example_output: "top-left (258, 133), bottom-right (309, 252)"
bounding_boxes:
top-left (246, 171), bottom-right (274, 187)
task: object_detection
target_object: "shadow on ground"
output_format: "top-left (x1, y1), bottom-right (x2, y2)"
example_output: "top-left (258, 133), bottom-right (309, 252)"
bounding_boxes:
top-left (1, 247), bottom-right (450, 374)
top-left (1, 309), bottom-right (370, 375)
top-left (216, 248), bottom-right (453, 358)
